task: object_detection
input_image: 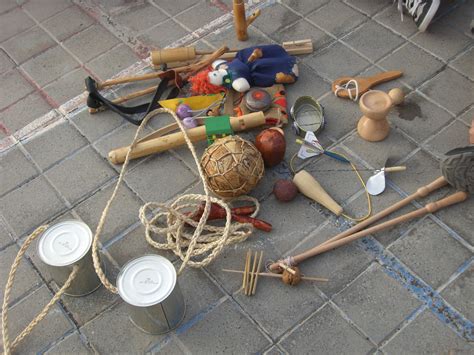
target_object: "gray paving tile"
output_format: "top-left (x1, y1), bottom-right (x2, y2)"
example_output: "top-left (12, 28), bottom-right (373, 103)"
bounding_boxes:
top-left (389, 218), bottom-right (471, 289)
top-left (0, 92), bottom-right (52, 134)
top-left (175, 0), bottom-right (228, 31)
top-left (438, 2), bottom-right (474, 36)
top-left (75, 182), bottom-right (143, 244)
top-left (86, 44), bottom-right (139, 80)
top-left (44, 332), bottom-right (92, 354)
top-left (252, 3), bottom-right (301, 35)
top-left (411, 21), bottom-right (472, 61)
top-left (23, 0), bottom-right (71, 22)
top-left (150, 340), bottom-right (186, 355)
top-left (81, 301), bottom-right (166, 353)
top-left (53, 280), bottom-right (119, 326)
top-left (43, 5), bottom-right (94, 42)
top-left (424, 120), bottom-right (471, 158)
top-left (106, 226), bottom-right (175, 266)
top-left (333, 263), bottom-right (422, 344)
top-left (344, 127), bottom-right (417, 168)
top-left (204, 23), bottom-right (269, 51)
top-left (24, 120), bottom-right (87, 170)
top-left (263, 345), bottom-right (286, 355)
top-left (70, 107), bottom-right (125, 143)
top-left (0, 146), bottom-right (38, 197)
top-left (234, 261), bottom-right (325, 339)
top-left (346, 187), bottom-right (418, 247)
top-left (374, 4), bottom-right (419, 38)
top-left (63, 24), bottom-right (120, 63)
top-left (0, 69), bottom-right (35, 110)
top-left (281, 0), bottom-right (329, 16)
top-left (43, 67), bottom-right (90, 105)
top-left (451, 46), bottom-right (474, 81)
top-left (288, 222), bottom-right (374, 296)
top-left (0, 175), bottom-right (66, 237)
top-left (420, 68), bottom-right (473, 116)
top-left (285, 63), bottom-right (329, 106)
top-left (390, 92), bottom-right (454, 143)
top-left (138, 20), bottom-right (190, 49)
top-left (305, 42), bottom-right (370, 82)
top-left (115, 2), bottom-right (167, 33)
top-left (382, 310), bottom-right (473, 354)
top-left (21, 45), bottom-right (79, 86)
top-left (124, 153), bottom-right (196, 202)
top-left (281, 303), bottom-right (375, 354)
top-left (0, 221), bottom-right (14, 249)
top-left (153, 0), bottom-right (199, 16)
top-left (178, 299), bottom-right (271, 353)
top-left (0, 244), bottom-right (43, 303)
top-left (0, 8), bottom-right (35, 42)
top-left (5, 285), bottom-right (73, 354)
top-left (458, 106), bottom-right (473, 126)
top-left (441, 263), bottom-right (474, 322)
top-left (270, 19), bottom-right (333, 53)
top-left (45, 146), bottom-right (116, 204)
top-left (436, 192), bottom-right (474, 246)
top-left (344, 0), bottom-right (390, 16)
top-left (0, 0), bottom-right (17, 15)
top-left (307, 1), bottom-right (366, 38)
top-left (342, 21), bottom-right (405, 62)
top-left (317, 93), bottom-right (359, 141)
top-left (2, 26), bottom-right (56, 64)
top-left (379, 43), bottom-right (444, 88)
top-left (0, 49), bottom-right (15, 74)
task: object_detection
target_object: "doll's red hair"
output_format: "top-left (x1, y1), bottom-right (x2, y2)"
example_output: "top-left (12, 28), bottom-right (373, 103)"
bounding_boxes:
top-left (188, 67), bottom-right (225, 95)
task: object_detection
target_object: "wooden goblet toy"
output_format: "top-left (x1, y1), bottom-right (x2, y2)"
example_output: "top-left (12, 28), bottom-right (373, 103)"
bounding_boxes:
top-left (357, 88), bottom-right (404, 142)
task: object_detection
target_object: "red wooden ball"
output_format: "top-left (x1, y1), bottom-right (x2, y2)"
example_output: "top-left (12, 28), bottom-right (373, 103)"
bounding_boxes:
top-left (255, 128), bottom-right (286, 167)
top-left (273, 179), bottom-right (298, 202)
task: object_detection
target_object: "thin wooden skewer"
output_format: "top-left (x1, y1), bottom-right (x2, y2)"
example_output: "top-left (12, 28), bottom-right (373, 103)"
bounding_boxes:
top-left (89, 85), bottom-right (158, 113)
top-left (251, 252), bottom-right (263, 295)
top-left (242, 250), bottom-right (250, 291)
top-left (222, 269), bottom-right (329, 282)
top-left (247, 251), bottom-right (258, 295)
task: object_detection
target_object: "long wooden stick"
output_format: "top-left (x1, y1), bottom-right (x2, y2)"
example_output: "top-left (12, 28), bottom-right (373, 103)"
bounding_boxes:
top-left (269, 176), bottom-right (449, 271)
top-left (222, 269), bottom-right (329, 282)
top-left (251, 252), bottom-right (263, 295)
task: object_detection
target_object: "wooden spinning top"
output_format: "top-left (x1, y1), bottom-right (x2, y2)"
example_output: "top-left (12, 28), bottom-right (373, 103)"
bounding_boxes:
top-left (357, 88), bottom-right (404, 142)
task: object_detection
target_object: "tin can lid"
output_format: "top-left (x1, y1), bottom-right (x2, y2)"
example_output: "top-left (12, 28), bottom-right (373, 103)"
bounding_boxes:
top-left (117, 255), bottom-right (177, 307)
top-left (37, 220), bottom-right (92, 267)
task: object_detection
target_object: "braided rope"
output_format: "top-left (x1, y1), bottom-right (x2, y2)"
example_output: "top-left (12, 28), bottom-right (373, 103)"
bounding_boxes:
top-left (92, 107), bottom-right (258, 291)
top-left (1, 225), bottom-right (78, 355)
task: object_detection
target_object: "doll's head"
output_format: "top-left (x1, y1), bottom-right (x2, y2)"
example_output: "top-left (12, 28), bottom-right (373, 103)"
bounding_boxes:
top-left (208, 68), bottom-right (228, 86)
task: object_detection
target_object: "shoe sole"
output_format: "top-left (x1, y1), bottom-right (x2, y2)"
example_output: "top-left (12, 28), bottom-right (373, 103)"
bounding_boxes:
top-left (441, 146), bottom-right (474, 194)
top-left (417, 0), bottom-right (440, 32)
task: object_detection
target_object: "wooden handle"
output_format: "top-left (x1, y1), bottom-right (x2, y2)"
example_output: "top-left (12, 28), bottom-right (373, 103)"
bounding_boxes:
top-left (151, 47), bottom-right (197, 66)
top-left (416, 176), bottom-right (448, 198)
top-left (384, 166), bottom-right (406, 173)
top-left (366, 71), bottom-right (403, 87)
top-left (293, 170), bottom-right (343, 216)
top-left (425, 191), bottom-right (468, 213)
top-left (108, 112), bottom-right (265, 164)
top-left (233, 0), bottom-right (248, 41)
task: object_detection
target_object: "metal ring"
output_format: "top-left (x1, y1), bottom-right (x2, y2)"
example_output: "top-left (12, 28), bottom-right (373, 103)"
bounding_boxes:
top-left (290, 96), bottom-right (325, 137)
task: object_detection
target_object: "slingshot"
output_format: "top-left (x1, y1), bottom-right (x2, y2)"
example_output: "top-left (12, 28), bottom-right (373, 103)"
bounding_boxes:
top-left (269, 146), bottom-right (474, 272)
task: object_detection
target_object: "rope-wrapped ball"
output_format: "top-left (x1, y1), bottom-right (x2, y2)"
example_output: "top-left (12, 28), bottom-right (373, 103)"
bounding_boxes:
top-left (282, 266), bottom-right (302, 286)
top-left (201, 135), bottom-right (264, 198)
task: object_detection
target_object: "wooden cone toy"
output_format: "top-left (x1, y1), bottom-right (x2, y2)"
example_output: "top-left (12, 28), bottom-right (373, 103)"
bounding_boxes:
top-left (293, 170), bottom-right (343, 216)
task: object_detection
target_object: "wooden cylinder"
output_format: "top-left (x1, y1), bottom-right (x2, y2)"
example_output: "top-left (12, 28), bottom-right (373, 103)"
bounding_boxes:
top-left (108, 112), bottom-right (266, 164)
top-left (151, 47), bottom-right (197, 66)
top-left (293, 170), bottom-right (343, 216)
top-left (233, 0), bottom-right (248, 41)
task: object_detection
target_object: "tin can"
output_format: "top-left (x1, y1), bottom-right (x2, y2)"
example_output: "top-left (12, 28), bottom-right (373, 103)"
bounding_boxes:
top-left (117, 255), bottom-right (186, 334)
top-left (37, 220), bottom-right (101, 297)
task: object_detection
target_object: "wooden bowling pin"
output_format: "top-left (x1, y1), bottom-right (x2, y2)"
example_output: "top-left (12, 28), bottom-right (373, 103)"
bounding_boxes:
top-left (357, 88), bottom-right (404, 142)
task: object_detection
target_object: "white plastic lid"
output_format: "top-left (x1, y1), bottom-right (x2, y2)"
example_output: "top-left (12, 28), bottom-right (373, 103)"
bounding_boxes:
top-left (117, 255), bottom-right (177, 307)
top-left (38, 220), bottom-right (92, 267)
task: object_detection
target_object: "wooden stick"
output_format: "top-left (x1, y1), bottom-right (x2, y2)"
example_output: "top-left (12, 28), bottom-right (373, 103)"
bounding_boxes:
top-left (297, 191), bottom-right (468, 258)
top-left (251, 252), bottom-right (263, 295)
top-left (244, 250), bottom-right (251, 295)
top-left (222, 269), bottom-right (329, 282)
top-left (247, 251), bottom-right (258, 295)
top-left (89, 85), bottom-right (158, 114)
top-left (269, 176), bottom-right (448, 271)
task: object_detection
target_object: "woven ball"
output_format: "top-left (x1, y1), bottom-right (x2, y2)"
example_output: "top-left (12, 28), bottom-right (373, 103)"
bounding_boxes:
top-left (200, 136), bottom-right (264, 198)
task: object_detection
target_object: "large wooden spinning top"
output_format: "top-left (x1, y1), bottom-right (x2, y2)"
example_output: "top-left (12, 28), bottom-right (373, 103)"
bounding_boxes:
top-left (357, 88), bottom-right (404, 142)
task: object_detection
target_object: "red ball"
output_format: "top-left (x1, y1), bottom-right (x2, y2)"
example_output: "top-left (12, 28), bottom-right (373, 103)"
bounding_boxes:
top-left (273, 179), bottom-right (298, 202)
top-left (255, 128), bottom-right (286, 167)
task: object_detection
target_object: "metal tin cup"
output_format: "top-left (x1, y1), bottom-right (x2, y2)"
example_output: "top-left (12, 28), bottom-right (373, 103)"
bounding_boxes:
top-left (37, 220), bottom-right (101, 297)
top-left (117, 255), bottom-right (186, 334)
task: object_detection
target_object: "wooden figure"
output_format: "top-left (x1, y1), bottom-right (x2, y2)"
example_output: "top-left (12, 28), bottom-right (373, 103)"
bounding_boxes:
top-left (357, 88), bottom-right (405, 142)
top-left (233, 0), bottom-right (261, 41)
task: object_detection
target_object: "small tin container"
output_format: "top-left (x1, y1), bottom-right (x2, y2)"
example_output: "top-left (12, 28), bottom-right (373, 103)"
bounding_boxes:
top-left (117, 255), bottom-right (185, 334)
top-left (37, 220), bottom-right (101, 297)
top-left (245, 88), bottom-right (272, 112)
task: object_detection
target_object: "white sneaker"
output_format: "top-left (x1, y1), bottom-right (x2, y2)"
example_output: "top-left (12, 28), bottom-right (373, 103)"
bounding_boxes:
top-left (398, 0), bottom-right (440, 32)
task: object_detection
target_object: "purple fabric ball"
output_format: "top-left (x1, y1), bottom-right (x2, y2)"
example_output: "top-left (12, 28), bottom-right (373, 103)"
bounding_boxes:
top-left (182, 117), bottom-right (197, 129)
top-left (176, 104), bottom-right (192, 119)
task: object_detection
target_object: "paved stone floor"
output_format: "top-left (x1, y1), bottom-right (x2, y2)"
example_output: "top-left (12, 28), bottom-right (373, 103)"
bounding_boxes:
top-left (1, 0), bottom-right (473, 354)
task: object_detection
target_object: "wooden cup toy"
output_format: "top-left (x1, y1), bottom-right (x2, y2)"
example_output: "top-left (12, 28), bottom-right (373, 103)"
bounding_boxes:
top-left (357, 88), bottom-right (404, 142)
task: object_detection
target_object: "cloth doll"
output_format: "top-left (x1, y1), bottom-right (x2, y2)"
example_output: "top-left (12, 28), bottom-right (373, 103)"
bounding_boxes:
top-left (207, 44), bottom-right (298, 92)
